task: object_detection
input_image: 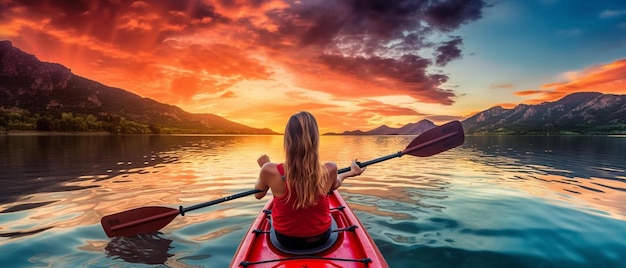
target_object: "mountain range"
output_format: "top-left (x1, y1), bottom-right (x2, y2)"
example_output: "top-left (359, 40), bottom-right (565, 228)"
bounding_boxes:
top-left (462, 92), bottom-right (626, 134)
top-left (1, 40), bottom-right (624, 135)
top-left (324, 119), bottom-right (437, 135)
top-left (328, 92), bottom-right (626, 135)
top-left (0, 40), bottom-right (277, 134)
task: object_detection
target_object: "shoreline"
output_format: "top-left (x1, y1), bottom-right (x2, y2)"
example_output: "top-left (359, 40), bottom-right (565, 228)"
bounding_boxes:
top-left (1, 131), bottom-right (112, 136)
top-left (0, 131), bottom-right (282, 136)
top-left (2, 130), bottom-right (624, 137)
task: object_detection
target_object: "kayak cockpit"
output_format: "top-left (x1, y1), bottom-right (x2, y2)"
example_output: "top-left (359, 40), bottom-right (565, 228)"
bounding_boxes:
top-left (267, 210), bottom-right (340, 255)
top-left (230, 191), bottom-right (389, 268)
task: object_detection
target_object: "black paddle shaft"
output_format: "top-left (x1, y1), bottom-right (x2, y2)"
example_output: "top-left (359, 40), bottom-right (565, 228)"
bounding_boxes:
top-left (337, 152), bottom-right (402, 174)
top-left (180, 189), bottom-right (262, 215)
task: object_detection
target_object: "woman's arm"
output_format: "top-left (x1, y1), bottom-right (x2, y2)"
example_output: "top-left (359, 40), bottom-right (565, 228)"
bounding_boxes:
top-left (329, 159), bottom-right (365, 192)
top-left (254, 154), bottom-right (272, 199)
top-left (254, 166), bottom-right (271, 199)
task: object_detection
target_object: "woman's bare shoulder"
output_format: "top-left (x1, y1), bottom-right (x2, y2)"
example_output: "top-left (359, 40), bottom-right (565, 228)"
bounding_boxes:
top-left (260, 162), bottom-right (285, 194)
top-left (324, 162), bottom-right (338, 173)
top-left (261, 162), bottom-right (280, 175)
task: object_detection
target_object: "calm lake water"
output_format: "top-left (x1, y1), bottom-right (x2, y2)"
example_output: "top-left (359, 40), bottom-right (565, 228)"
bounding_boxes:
top-left (1, 134), bottom-right (625, 267)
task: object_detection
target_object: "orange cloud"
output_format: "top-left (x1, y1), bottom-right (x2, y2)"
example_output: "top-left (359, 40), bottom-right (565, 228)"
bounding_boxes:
top-left (514, 90), bottom-right (544, 96)
top-left (289, 54), bottom-right (457, 105)
top-left (517, 58), bottom-right (626, 104)
top-left (220, 91), bottom-right (236, 98)
top-left (356, 99), bottom-right (424, 117)
top-left (0, 0), bottom-right (491, 131)
top-left (170, 76), bottom-right (201, 101)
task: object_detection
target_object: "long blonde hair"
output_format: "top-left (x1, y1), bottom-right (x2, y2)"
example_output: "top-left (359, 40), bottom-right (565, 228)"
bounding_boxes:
top-left (283, 111), bottom-right (328, 209)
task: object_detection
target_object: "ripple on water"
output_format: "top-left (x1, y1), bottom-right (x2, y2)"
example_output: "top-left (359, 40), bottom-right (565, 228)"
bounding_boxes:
top-left (1, 135), bottom-right (625, 268)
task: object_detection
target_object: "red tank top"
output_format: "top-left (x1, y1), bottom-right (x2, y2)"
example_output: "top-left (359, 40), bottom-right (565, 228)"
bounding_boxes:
top-left (272, 163), bottom-right (331, 237)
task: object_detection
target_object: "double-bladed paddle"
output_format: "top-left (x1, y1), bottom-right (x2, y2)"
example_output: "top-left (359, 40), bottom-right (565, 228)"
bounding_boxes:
top-left (101, 120), bottom-right (464, 237)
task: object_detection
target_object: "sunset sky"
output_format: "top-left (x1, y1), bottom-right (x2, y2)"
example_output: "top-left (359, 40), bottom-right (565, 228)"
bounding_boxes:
top-left (1, 0), bottom-right (626, 133)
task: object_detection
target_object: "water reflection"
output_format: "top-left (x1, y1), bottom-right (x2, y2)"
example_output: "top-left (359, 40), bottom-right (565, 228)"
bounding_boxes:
top-left (105, 233), bottom-right (173, 265)
top-left (0, 135), bottom-right (183, 203)
top-left (0, 135), bottom-right (280, 247)
top-left (463, 136), bottom-right (626, 219)
top-left (0, 134), bottom-right (625, 268)
top-left (465, 135), bottom-right (625, 180)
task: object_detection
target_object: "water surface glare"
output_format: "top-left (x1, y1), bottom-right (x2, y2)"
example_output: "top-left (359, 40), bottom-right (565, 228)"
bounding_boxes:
top-left (0, 135), bottom-right (625, 267)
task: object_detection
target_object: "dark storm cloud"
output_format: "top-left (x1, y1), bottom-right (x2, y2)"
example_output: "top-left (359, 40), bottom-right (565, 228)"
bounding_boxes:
top-left (424, 0), bottom-right (489, 32)
top-left (435, 37), bottom-right (463, 66)
top-left (318, 54), bottom-right (431, 83)
top-left (259, 0), bottom-right (488, 50)
top-left (317, 54), bottom-right (455, 104)
top-left (254, 0), bottom-right (489, 104)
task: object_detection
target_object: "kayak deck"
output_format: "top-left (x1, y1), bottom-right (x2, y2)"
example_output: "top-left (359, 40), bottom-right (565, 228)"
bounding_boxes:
top-left (230, 190), bottom-right (389, 267)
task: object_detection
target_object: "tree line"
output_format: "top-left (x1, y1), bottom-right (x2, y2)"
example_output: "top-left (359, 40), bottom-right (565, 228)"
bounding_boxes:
top-left (0, 108), bottom-right (172, 134)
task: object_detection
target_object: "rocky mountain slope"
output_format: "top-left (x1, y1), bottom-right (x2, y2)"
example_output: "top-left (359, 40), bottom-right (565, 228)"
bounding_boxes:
top-left (0, 40), bottom-right (276, 134)
top-left (462, 92), bottom-right (626, 134)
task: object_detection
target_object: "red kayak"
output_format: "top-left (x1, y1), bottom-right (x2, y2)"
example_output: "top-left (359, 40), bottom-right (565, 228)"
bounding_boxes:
top-left (230, 190), bottom-right (389, 267)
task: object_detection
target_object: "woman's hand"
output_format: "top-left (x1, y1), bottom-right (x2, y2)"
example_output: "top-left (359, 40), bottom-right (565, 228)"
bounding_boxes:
top-left (257, 154), bottom-right (270, 168)
top-left (331, 159), bottom-right (366, 192)
top-left (349, 159), bottom-right (365, 177)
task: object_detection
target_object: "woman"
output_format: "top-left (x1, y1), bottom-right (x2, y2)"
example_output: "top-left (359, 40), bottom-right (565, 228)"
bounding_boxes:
top-left (254, 111), bottom-right (365, 249)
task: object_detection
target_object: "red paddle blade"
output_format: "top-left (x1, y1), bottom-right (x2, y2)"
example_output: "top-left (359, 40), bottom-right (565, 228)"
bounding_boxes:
top-left (101, 206), bottom-right (180, 237)
top-left (403, 120), bottom-right (464, 157)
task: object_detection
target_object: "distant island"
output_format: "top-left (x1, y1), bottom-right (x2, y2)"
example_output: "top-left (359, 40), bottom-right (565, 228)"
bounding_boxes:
top-left (1, 40), bottom-right (625, 135)
top-left (324, 119), bottom-right (436, 135)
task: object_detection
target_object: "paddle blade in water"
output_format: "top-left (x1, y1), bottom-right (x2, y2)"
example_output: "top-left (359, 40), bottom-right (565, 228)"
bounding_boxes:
top-left (403, 120), bottom-right (465, 157)
top-left (101, 206), bottom-right (180, 237)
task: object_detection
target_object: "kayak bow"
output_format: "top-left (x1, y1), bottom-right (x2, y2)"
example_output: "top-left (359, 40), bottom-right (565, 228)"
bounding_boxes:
top-left (230, 190), bottom-right (389, 267)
